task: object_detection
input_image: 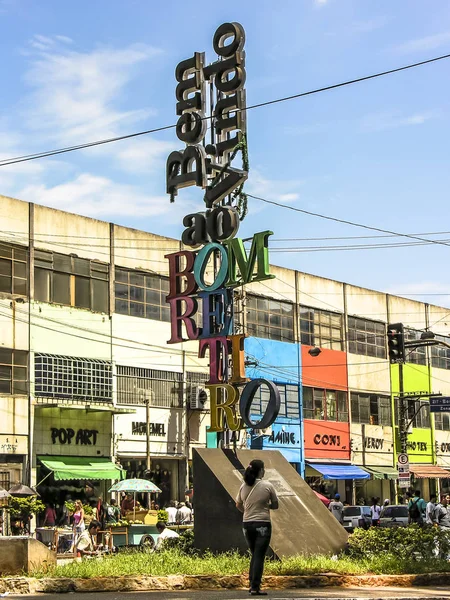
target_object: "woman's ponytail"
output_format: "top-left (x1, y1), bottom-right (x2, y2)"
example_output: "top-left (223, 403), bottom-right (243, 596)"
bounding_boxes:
top-left (243, 459), bottom-right (265, 486)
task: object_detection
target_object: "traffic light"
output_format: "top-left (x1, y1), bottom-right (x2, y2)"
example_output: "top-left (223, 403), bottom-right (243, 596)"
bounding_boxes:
top-left (387, 322), bottom-right (405, 364)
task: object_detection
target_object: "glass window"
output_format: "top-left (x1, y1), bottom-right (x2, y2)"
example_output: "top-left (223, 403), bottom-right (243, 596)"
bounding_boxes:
top-left (348, 317), bottom-right (386, 358)
top-left (351, 392), bottom-right (391, 426)
top-left (248, 382), bottom-right (300, 419)
top-left (53, 272), bottom-right (71, 305)
top-left (0, 243), bottom-right (28, 296)
top-left (247, 294), bottom-right (294, 342)
top-left (431, 334), bottom-right (450, 370)
top-left (0, 348), bottom-right (28, 395)
top-left (303, 386), bottom-right (348, 422)
top-left (114, 268), bottom-right (171, 322)
top-left (300, 306), bottom-right (344, 350)
top-left (75, 276), bottom-right (90, 309)
top-left (116, 365), bottom-right (183, 408)
top-left (404, 328), bottom-right (427, 366)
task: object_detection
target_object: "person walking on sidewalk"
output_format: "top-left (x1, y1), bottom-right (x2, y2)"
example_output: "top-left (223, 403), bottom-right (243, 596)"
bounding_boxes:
top-left (370, 497), bottom-right (382, 526)
top-left (236, 459), bottom-right (279, 596)
top-left (328, 494), bottom-right (344, 524)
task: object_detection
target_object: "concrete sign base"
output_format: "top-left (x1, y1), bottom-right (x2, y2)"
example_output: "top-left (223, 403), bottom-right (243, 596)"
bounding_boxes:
top-left (193, 448), bottom-right (348, 557)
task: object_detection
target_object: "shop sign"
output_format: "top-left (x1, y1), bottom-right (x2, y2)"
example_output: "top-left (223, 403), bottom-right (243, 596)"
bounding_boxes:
top-left (131, 422), bottom-right (166, 437)
top-left (395, 428), bottom-right (432, 463)
top-left (165, 22), bottom-right (280, 434)
top-left (50, 427), bottom-right (98, 446)
top-left (0, 434), bottom-right (27, 454)
top-left (304, 420), bottom-right (350, 459)
top-left (364, 436), bottom-right (384, 450)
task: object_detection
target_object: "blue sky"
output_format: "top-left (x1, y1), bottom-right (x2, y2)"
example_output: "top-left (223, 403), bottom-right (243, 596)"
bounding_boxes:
top-left (1, 0), bottom-right (450, 307)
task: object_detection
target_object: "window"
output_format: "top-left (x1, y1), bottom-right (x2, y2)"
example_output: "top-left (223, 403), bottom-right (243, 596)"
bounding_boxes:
top-left (394, 398), bottom-right (430, 429)
top-left (0, 348), bottom-right (28, 395)
top-left (115, 268), bottom-right (170, 322)
top-left (303, 387), bottom-right (348, 422)
top-left (246, 294), bottom-right (294, 342)
top-left (116, 366), bottom-right (183, 408)
top-left (350, 392), bottom-right (392, 426)
top-left (34, 250), bottom-right (109, 312)
top-left (0, 242), bottom-right (27, 296)
top-left (348, 317), bottom-right (386, 358)
top-left (434, 412), bottom-right (450, 430)
top-left (405, 328), bottom-right (427, 366)
top-left (431, 334), bottom-right (450, 370)
top-left (34, 354), bottom-right (112, 402)
top-left (0, 472), bottom-right (10, 489)
top-left (299, 306), bottom-right (343, 350)
top-left (249, 383), bottom-right (299, 419)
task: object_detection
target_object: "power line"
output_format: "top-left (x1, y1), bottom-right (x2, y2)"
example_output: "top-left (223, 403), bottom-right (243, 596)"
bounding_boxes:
top-left (248, 193), bottom-right (450, 250)
top-left (0, 52), bottom-right (450, 167)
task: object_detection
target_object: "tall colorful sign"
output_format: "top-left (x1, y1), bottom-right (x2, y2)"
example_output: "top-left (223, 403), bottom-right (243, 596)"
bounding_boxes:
top-left (165, 22), bottom-right (281, 433)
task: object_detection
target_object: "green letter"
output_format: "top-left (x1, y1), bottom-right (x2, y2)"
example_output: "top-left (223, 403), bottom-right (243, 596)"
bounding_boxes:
top-left (225, 230), bottom-right (275, 286)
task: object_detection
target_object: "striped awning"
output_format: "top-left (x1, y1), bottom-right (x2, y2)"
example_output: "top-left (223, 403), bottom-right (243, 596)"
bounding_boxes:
top-left (409, 464), bottom-right (450, 479)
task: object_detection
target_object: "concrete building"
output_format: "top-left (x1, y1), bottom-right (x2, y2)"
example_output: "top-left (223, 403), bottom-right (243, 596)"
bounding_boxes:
top-left (1, 193), bottom-right (450, 507)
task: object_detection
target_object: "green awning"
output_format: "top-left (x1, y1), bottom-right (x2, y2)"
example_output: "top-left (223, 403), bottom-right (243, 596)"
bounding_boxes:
top-left (363, 466), bottom-right (398, 480)
top-left (38, 456), bottom-right (126, 481)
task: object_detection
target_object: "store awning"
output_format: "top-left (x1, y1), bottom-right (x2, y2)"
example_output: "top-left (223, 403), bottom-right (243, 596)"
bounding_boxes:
top-left (306, 462), bottom-right (370, 480)
top-left (363, 466), bottom-right (399, 480)
top-left (38, 456), bottom-right (126, 481)
top-left (409, 464), bottom-right (450, 479)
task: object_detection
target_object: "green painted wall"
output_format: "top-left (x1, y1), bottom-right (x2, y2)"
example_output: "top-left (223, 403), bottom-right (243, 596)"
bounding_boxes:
top-left (391, 364), bottom-right (433, 464)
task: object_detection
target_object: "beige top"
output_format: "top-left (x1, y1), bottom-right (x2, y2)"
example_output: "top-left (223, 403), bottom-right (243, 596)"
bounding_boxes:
top-left (236, 479), bottom-right (278, 522)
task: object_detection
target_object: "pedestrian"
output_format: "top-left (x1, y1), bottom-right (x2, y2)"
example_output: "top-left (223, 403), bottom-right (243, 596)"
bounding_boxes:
top-left (75, 520), bottom-right (102, 557)
top-left (105, 499), bottom-right (120, 525)
top-left (166, 501), bottom-right (178, 524)
top-left (408, 490), bottom-right (426, 525)
top-left (236, 459), bottom-right (279, 596)
top-left (176, 502), bottom-right (192, 524)
top-left (121, 493), bottom-right (136, 516)
top-left (56, 502), bottom-right (69, 527)
top-left (426, 494), bottom-right (437, 526)
top-left (370, 497), bottom-right (381, 526)
top-left (435, 495), bottom-right (450, 559)
top-left (328, 494), bottom-right (344, 524)
top-left (154, 521), bottom-right (179, 551)
top-left (43, 503), bottom-right (56, 527)
top-left (71, 500), bottom-right (85, 549)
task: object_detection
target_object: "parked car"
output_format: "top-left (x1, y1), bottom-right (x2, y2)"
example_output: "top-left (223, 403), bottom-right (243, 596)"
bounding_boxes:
top-left (378, 505), bottom-right (409, 528)
top-left (342, 505), bottom-right (372, 532)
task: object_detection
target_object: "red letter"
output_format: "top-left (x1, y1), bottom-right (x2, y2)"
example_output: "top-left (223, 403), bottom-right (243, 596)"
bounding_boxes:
top-left (199, 337), bottom-right (228, 384)
top-left (165, 250), bottom-right (198, 300)
top-left (167, 297), bottom-right (199, 343)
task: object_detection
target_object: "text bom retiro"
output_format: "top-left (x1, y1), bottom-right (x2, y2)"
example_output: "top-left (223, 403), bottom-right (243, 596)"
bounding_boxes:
top-left (165, 230), bottom-right (280, 432)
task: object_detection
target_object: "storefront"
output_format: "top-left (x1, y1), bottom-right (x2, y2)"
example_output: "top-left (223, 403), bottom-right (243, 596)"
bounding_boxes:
top-left (304, 420), bottom-right (369, 503)
top-left (351, 423), bottom-right (398, 504)
top-left (114, 406), bottom-right (186, 505)
top-left (394, 426), bottom-right (436, 498)
top-left (251, 420), bottom-right (302, 472)
top-left (33, 406), bottom-right (124, 507)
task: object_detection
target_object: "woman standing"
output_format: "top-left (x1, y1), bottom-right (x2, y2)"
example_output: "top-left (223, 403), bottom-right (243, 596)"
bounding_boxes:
top-left (370, 497), bottom-right (381, 526)
top-left (235, 459), bottom-right (279, 596)
top-left (72, 500), bottom-right (85, 548)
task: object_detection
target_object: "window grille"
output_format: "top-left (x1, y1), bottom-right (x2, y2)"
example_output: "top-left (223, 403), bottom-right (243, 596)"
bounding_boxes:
top-left (34, 354), bottom-right (113, 402)
top-left (115, 268), bottom-right (170, 322)
top-left (0, 348), bottom-right (28, 395)
top-left (0, 242), bottom-right (28, 296)
top-left (303, 386), bottom-right (348, 422)
top-left (299, 306), bottom-right (344, 350)
top-left (348, 317), bottom-right (386, 358)
top-left (116, 366), bottom-right (183, 408)
top-left (246, 294), bottom-right (294, 342)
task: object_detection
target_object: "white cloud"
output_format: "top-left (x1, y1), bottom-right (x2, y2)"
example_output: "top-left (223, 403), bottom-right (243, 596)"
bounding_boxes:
top-left (314, 0), bottom-right (328, 5)
top-left (393, 31), bottom-right (450, 54)
top-left (359, 111), bottom-right (435, 133)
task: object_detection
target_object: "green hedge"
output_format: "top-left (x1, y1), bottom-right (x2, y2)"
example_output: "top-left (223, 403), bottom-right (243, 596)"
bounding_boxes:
top-left (347, 525), bottom-right (450, 560)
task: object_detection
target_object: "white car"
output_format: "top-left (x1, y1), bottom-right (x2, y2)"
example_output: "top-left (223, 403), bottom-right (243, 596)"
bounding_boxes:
top-left (378, 505), bottom-right (409, 528)
top-left (342, 506), bottom-right (372, 533)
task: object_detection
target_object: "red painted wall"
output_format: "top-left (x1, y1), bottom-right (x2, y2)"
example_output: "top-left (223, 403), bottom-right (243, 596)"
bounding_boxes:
top-left (301, 346), bottom-right (347, 391)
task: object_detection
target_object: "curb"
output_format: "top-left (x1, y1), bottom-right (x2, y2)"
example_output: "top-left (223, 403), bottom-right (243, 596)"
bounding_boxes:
top-left (2, 572), bottom-right (450, 594)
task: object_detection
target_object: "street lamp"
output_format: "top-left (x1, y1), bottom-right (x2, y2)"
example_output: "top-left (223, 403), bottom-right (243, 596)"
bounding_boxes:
top-left (308, 347), bottom-right (322, 357)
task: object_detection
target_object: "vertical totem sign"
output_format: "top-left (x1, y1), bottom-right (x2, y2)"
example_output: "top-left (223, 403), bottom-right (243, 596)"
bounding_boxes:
top-left (165, 22), bottom-right (281, 433)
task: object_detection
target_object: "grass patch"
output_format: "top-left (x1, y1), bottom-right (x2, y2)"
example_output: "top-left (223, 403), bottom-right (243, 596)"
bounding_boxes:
top-left (28, 550), bottom-right (450, 580)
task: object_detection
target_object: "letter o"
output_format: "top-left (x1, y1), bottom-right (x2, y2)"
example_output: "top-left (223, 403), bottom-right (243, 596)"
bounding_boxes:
top-left (322, 435), bottom-right (329, 445)
top-left (239, 379), bottom-right (280, 429)
top-left (213, 22), bottom-right (245, 57)
top-left (313, 434), bottom-right (321, 445)
top-left (59, 428), bottom-right (67, 444)
top-left (194, 243), bottom-right (229, 291)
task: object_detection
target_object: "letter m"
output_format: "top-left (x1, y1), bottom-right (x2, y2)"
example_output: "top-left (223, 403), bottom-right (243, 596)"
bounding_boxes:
top-left (225, 230), bottom-right (275, 286)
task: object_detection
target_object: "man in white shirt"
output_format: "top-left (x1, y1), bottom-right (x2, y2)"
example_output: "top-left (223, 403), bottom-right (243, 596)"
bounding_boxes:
top-left (426, 494), bottom-right (437, 525)
top-left (176, 502), bottom-right (192, 524)
top-left (328, 493), bottom-right (344, 524)
top-left (166, 501), bottom-right (178, 524)
top-left (154, 521), bottom-right (179, 551)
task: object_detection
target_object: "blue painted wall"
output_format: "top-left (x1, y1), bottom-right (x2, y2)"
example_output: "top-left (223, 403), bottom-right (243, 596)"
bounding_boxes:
top-left (244, 337), bottom-right (305, 475)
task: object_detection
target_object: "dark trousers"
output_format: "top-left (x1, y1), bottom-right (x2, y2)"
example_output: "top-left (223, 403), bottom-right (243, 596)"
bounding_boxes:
top-left (243, 521), bottom-right (272, 591)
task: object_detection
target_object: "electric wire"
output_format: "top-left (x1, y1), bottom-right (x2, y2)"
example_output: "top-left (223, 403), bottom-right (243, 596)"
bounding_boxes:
top-left (0, 52), bottom-right (450, 167)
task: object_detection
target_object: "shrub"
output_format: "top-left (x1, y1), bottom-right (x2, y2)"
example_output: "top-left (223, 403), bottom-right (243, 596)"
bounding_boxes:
top-left (347, 525), bottom-right (450, 560)
top-left (157, 509), bottom-right (169, 523)
top-left (164, 528), bottom-right (198, 555)
top-left (7, 496), bottom-right (45, 519)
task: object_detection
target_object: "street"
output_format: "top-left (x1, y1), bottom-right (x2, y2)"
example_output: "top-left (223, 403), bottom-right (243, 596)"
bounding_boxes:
top-left (15, 588), bottom-right (450, 600)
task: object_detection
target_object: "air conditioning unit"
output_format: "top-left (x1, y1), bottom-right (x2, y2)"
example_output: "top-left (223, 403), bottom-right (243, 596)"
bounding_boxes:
top-left (190, 385), bottom-right (208, 410)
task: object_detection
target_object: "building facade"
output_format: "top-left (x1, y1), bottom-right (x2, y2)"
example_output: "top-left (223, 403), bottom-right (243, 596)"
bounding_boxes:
top-left (1, 193), bottom-right (450, 506)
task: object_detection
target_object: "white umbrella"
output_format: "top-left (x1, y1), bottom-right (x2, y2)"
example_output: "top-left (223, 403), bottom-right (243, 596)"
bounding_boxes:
top-left (109, 478), bottom-right (162, 520)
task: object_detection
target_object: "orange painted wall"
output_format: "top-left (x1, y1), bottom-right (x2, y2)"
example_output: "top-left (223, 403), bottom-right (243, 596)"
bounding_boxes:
top-left (304, 420), bottom-right (351, 459)
top-left (301, 346), bottom-right (348, 391)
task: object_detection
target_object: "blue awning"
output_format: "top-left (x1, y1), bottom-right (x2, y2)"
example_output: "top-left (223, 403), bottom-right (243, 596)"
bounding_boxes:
top-left (307, 462), bottom-right (370, 480)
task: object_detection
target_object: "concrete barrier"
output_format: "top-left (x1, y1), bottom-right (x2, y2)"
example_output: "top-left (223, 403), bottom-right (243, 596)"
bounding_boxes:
top-left (0, 536), bottom-right (56, 575)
